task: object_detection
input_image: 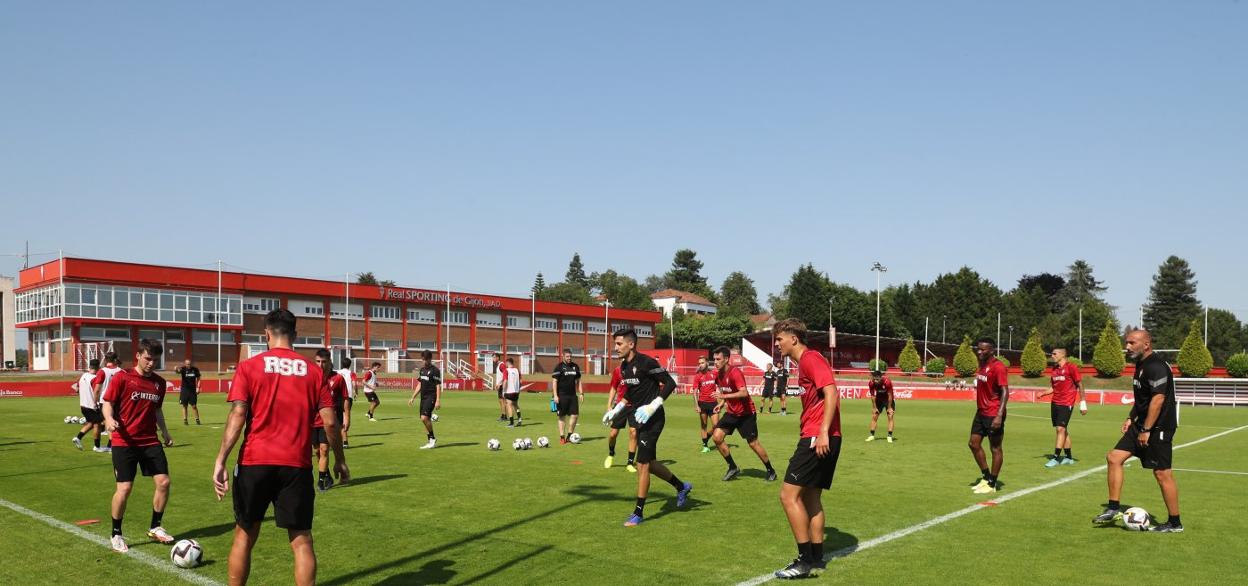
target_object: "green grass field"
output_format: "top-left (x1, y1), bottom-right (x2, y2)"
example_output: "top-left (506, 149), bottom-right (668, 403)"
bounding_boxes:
top-left (1, 392), bottom-right (1245, 585)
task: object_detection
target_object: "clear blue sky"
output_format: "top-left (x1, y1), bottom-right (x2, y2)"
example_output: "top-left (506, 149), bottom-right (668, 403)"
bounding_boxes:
top-left (3, 2), bottom-right (1246, 344)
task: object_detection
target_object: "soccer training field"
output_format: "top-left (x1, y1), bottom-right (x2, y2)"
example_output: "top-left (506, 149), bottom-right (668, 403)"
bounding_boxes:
top-left (1, 393), bottom-right (1245, 585)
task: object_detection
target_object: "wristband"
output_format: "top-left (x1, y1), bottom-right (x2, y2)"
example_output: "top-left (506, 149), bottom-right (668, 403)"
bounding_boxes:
top-left (1079, 400), bottom-right (1087, 411)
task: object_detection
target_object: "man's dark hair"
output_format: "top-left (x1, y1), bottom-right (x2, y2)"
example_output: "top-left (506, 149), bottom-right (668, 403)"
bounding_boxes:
top-left (264, 308), bottom-right (298, 338)
top-left (88, 358), bottom-right (100, 369)
top-left (422, 350), bottom-right (433, 361)
top-left (563, 348), bottom-right (572, 354)
top-left (773, 318), bottom-right (808, 344)
top-left (341, 357), bottom-right (352, 369)
top-left (613, 329), bottom-right (637, 344)
top-left (975, 337), bottom-right (997, 349)
top-left (506, 357), bottom-right (515, 366)
top-left (315, 349), bottom-right (331, 359)
top-left (713, 345), bottom-right (732, 359)
top-left (137, 338), bottom-right (163, 357)
top-left (104, 351), bottom-right (119, 363)
top-left (371, 361), bottom-right (381, 368)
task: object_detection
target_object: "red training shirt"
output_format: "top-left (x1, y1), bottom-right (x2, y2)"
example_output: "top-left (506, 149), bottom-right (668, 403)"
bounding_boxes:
top-left (869, 377), bottom-right (893, 397)
top-left (228, 348), bottom-right (332, 468)
top-left (975, 358), bottom-right (1009, 417)
top-left (694, 369), bottom-right (717, 403)
top-left (313, 373), bottom-right (348, 428)
top-left (797, 350), bottom-right (841, 438)
top-left (610, 366), bottom-right (629, 405)
top-left (1049, 361), bottom-right (1081, 407)
top-left (102, 369), bottom-right (168, 448)
top-left (716, 366), bottom-right (756, 416)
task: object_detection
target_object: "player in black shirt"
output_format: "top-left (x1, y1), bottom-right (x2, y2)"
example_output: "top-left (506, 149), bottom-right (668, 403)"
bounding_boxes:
top-left (601, 329), bottom-right (692, 526)
top-left (761, 363), bottom-right (778, 413)
top-left (1094, 329), bottom-right (1182, 532)
top-left (776, 364), bottom-right (790, 415)
top-left (551, 349), bottom-right (584, 444)
top-left (407, 350), bottom-right (443, 450)
top-left (175, 359), bottom-right (202, 425)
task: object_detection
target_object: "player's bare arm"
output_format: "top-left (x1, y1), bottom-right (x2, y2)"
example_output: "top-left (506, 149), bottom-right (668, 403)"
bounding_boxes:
top-left (212, 400), bottom-right (249, 499)
top-left (816, 383), bottom-right (837, 456)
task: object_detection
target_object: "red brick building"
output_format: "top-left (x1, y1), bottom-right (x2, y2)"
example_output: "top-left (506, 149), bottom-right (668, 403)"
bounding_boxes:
top-left (15, 258), bottom-right (659, 375)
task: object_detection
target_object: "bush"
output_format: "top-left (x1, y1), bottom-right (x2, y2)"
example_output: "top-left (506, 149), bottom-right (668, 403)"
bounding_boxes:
top-left (1092, 320), bottom-right (1125, 377)
top-left (868, 358), bottom-right (888, 373)
top-left (1227, 352), bottom-right (1248, 378)
top-left (1020, 328), bottom-right (1046, 377)
top-left (954, 335), bottom-right (978, 377)
top-left (1176, 319), bottom-right (1214, 377)
top-left (925, 357), bottom-right (946, 376)
top-left (1066, 356), bottom-right (1083, 367)
top-left (898, 338), bottom-right (922, 373)
top-left (995, 355), bottom-right (1011, 368)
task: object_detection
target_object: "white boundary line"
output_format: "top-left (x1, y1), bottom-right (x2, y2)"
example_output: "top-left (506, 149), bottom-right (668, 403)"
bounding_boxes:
top-left (736, 423), bottom-right (1248, 586)
top-left (0, 497), bottom-right (221, 585)
top-left (1173, 468), bottom-right (1248, 476)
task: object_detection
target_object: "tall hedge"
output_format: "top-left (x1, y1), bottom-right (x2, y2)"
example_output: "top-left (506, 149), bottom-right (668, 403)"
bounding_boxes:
top-left (1176, 319), bottom-right (1214, 377)
top-left (925, 357), bottom-right (946, 376)
top-left (1227, 352), bottom-right (1248, 378)
top-left (1092, 320), bottom-right (1125, 377)
top-left (954, 335), bottom-right (978, 377)
top-left (1020, 328), bottom-right (1046, 377)
top-left (868, 358), bottom-right (888, 373)
top-left (898, 338), bottom-right (922, 373)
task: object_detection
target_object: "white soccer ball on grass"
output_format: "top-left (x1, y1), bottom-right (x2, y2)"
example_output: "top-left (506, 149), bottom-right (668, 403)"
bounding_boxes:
top-left (537, 436), bottom-right (550, 448)
top-left (171, 538), bottom-right (203, 568)
top-left (487, 438), bottom-right (501, 451)
top-left (1123, 507), bottom-right (1152, 531)
top-left (568, 432), bottom-right (581, 444)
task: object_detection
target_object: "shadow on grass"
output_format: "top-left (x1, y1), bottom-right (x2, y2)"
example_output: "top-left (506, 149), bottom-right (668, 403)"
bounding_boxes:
top-left (180, 516), bottom-right (273, 540)
top-left (0, 440), bottom-right (48, 447)
top-left (376, 559), bottom-right (457, 585)
top-left (459, 544), bottom-right (554, 584)
top-left (0, 462), bottom-right (111, 479)
top-left (336, 474), bottom-right (408, 489)
top-left (822, 526), bottom-right (860, 557)
top-left (321, 485), bottom-right (616, 585)
top-left (351, 432), bottom-right (395, 438)
top-left (431, 442), bottom-right (477, 449)
top-left (343, 443), bottom-right (383, 449)
top-left (739, 468), bottom-right (777, 480)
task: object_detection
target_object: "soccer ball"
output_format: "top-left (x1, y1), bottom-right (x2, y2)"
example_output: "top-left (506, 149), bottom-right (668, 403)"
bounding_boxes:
top-left (170, 539), bottom-right (203, 568)
top-left (64, 416), bottom-right (73, 424)
top-left (569, 432), bottom-right (581, 444)
top-left (1123, 507), bottom-right (1152, 531)
top-left (537, 436), bottom-right (550, 448)
top-left (487, 438), bottom-right (501, 451)
top-left (523, 438), bottom-right (533, 450)
top-left (77, 416), bottom-right (87, 424)
top-left (431, 413), bottom-right (440, 422)
top-left (512, 438), bottom-right (523, 450)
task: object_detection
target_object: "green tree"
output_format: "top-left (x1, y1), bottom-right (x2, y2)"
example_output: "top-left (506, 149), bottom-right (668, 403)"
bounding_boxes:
top-left (1092, 320), bottom-right (1126, 377)
top-left (910, 267), bottom-right (1004, 343)
top-left (565, 253), bottom-right (590, 289)
top-left (953, 335), bottom-right (978, 377)
top-left (775, 264), bottom-right (832, 331)
top-left (897, 338), bottom-right (922, 373)
top-left (868, 358), bottom-right (888, 372)
top-left (1176, 320), bottom-right (1214, 377)
top-left (925, 357), bottom-right (946, 376)
top-left (536, 281), bottom-right (595, 305)
top-left (1020, 328), bottom-right (1046, 377)
top-left (643, 274), bottom-right (665, 293)
top-left (662, 249), bottom-right (716, 300)
top-left (356, 272), bottom-right (395, 287)
top-left (656, 313), bottom-right (750, 349)
top-left (1056, 259), bottom-right (1109, 309)
top-left (719, 271), bottom-right (761, 316)
top-left (591, 270), bottom-right (653, 311)
top-left (1226, 352), bottom-right (1248, 378)
top-left (1205, 308), bottom-right (1245, 365)
top-left (531, 272), bottom-right (546, 296)
top-left (1143, 256), bottom-right (1201, 349)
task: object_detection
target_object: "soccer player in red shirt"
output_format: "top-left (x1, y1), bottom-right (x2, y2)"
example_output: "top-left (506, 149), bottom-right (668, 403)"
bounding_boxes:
top-left (212, 309), bottom-right (348, 586)
top-left (969, 337), bottom-right (1010, 494)
top-left (91, 350), bottom-right (125, 452)
top-left (865, 370), bottom-right (896, 442)
top-left (691, 355), bottom-right (719, 453)
top-left (1037, 348), bottom-right (1086, 467)
top-left (603, 364), bottom-right (638, 471)
top-left (710, 346), bottom-right (776, 481)
top-left (101, 339), bottom-right (175, 553)
top-left (312, 349), bottom-right (348, 491)
top-left (772, 319), bottom-right (841, 579)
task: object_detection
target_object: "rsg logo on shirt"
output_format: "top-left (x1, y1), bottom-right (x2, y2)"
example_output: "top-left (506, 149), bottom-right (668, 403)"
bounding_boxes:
top-left (263, 357), bottom-right (308, 376)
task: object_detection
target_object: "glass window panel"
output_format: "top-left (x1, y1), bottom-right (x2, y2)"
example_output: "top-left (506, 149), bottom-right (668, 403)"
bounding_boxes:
top-left (175, 295), bottom-right (187, 310)
top-left (189, 310), bottom-right (201, 322)
top-left (98, 307), bottom-right (112, 319)
top-left (66, 287), bottom-right (80, 303)
top-left (116, 291), bottom-right (129, 307)
top-left (204, 297), bottom-right (216, 312)
top-left (83, 305), bottom-right (97, 318)
top-left (130, 292), bottom-right (143, 306)
top-left (160, 309), bottom-right (173, 322)
top-left (175, 310), bottom-right (187, 322)
top-left (66, 304), bottom-right (80, 317)
top-left (83, 288), bottom-right (97, 304)
top-left (144, 292), bottom-right (157, 307)
top-left (145, 308), bottom-right (158, 321)
top-left (229, 299), bottom-right (241, 313)
top-left (160, 293), bottom-right (173, 309)
top-left (189, 296), bottom-right (201, 310)
top-left (97, 288), bottom-right (111, 305)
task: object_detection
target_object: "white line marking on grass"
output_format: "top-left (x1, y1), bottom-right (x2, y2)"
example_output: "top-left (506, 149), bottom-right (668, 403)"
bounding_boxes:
top-left (735, 423), bottom-right (1248, 586)
top-left (0, 497), bottom-right (221, 585)
top-left (1173, 468), bottom-right (1248, 476)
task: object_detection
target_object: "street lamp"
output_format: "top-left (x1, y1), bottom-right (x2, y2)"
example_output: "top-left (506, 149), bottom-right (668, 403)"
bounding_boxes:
top-left (1008, 325), bottom-right (1014, 351)
top-left (942, 315), bottom-right (947, 345)
top-left (871, 262), bottom-right (887, 365)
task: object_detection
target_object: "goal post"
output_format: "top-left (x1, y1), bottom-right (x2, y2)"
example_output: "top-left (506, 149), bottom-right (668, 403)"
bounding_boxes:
top-left (350, 354), bottom-right (445, 394)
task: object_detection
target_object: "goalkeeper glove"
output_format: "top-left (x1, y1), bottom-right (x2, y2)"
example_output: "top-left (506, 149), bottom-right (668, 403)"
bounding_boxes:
top-left (634, 397), bottom-right (663, 425)
top-left (602, 401), bottom-right (625, 425)
top-left (1079, 400), bottom-right (1088, 413)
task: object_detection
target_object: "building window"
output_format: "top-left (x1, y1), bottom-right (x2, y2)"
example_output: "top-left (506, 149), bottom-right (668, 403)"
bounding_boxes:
top-left (478, 343), bottom-right (502, 352)
top-left (506, 344), bottom-right (531, 354)
top-left (587, 321), bottom-right (607, 334)
top-left (536, 345), bottom-right (560, 355)
top-left (635, 325), bottom-right (653, 337)
top-left (443, 310), bottom-right (468, 325)
top-left (535, 317), bottom-right (558, 331)
top-left (506, 315), bottom-right (530, 329)
top-left (241, 334), bottom-right (266, 344)
top-left (18, 284), bottom-right (242, 328)
top-left (289, 300), bottom-right (324, 316)
top-left (407, 308), bottom-right (436, 324)
top-left (330, 303), bottom-right (364, 319)
top-left (562, 320), bottom-right (584, 333)
top-left (444, 342), bottom-right (469, 351)
top-left (476, 312), bottom-right (502, 328)
top-left (371, 305), bottom-right (401, 321)
top-left (294, 336), bottom-right (323, 347)
top-left (192, 331), bottom-right (233, 343)
top-left (243, 297), bottom-right (280, 314)
top-left (407, 340), bottom-right (436, 350)
top-left (330, 338), bottom-right (365, 349)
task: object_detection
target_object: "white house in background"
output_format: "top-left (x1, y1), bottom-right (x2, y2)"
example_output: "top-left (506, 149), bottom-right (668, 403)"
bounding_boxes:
top-left (650, 289), bottom-right (717, 317)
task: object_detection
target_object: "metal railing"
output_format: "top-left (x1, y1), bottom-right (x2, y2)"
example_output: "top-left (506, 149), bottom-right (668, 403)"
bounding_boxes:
top-left (1175, 378), bottom-right (1248, 406)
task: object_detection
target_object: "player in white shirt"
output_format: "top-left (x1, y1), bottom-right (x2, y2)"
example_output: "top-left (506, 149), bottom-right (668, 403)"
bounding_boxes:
top-left (337, 358), bottom-right (357, 447)
top-left (72, 359), bottom-right (108, 452)
top-left (89, 352), bottom-right (124, 451)
top-left (503, 357), bottom-right (523, 427)
top-left (362, 362), bottom-right (382, 421)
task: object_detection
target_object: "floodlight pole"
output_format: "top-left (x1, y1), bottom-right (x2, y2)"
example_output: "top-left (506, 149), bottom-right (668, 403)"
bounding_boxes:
top-left (871, 262), bottom-right (887, 365)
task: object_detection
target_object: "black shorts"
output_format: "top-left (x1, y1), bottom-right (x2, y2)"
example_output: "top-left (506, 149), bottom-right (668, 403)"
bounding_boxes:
top-left (1113, 426), bottom-right (1174, 470)
top-left (419, 394), bottom-right (436, 418)
top-left (762, 386), bottom-right (776, 399)
top-left (497, 386), bottom-right (504, 399)
top-left (716, 412), bottom-right (760, 442)
top-left (112, 445), bottom-right (169, 483)
top-left (610, 407), bottom-right (631, 430)
top-left (179, 390), bottom-right (198, 406)
top-left (697, 401), bottom-right (718, 416)
top-left (232, 464), bottom-right (316, 531)
top-left (80, 406), bottom-right (104, 424)
top-left (629, 408), bottom-right (665, 464)
top-left (504, 393), bottom-right (520, 405)
top-left (364, 391), bottom-right (379, 404)
top-left (313, 426), bottom-right (328, 446)
top-left (970, 413), bottom-right (1005, 437)
top-left (556, 394), bottom-right (579, 416)
top-left (874, 395), bottom-right (895, 413)
top-left (784, 436), bottom-right (842, 490)
top-left (1050, 404), bottom-right (1073, 428)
